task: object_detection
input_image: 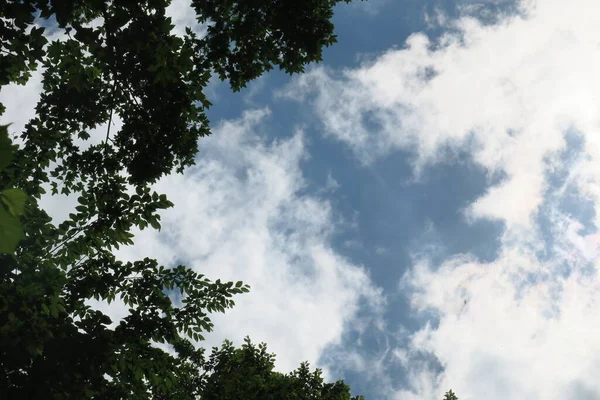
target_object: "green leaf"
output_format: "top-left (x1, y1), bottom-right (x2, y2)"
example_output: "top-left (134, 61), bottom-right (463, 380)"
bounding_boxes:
top-left (49, 305), bottom-right (59, 318)
top-left (0, 206), bottom-right (23, 254)
top-left (1, 188), bottom-right (28, 216)
top-left (0, 124), bottom-right (14, 171)
top-left (150, 219), bottom-right (161, 230)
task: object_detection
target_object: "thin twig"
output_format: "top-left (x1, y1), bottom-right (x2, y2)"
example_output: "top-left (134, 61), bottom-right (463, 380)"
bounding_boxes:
top-left (72, 253), bottom-right (91, 269)
top-left (104, 77), bottom-right (118, 153)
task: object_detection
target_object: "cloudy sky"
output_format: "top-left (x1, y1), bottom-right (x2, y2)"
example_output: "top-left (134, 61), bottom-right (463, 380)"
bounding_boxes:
top-left (4, 0), bottom-right (600, 399)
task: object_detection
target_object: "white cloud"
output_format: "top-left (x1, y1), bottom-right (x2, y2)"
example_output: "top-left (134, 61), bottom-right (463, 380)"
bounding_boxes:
top-left (166, 0), bottom-right (208, 37)
top-left (397, 215), bottom-right (600, 400)
top-left (346, 0), bottom-right (391, 16)
top-left (108, 109), bottom-right (385, 374)
top-left (0, 69), bottom-right (44, 142)
top-left (283, 0), bottom-right (600, 230)
top-left (325, 171), bottom-right (341, 192)
top-left (423, 7), bottom-right (449, 30)
top-left (282, 0), bottom-right (600, 398)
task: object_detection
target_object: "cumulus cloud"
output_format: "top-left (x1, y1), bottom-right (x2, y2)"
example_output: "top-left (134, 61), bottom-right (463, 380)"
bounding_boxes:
top-left (283, 0), bottom-right (600, 398)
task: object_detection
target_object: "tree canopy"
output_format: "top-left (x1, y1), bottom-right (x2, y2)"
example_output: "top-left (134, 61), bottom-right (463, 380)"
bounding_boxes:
top-left (196, 337), bottom-right (364, 400)
top-left (0, 0), bottom-right (362, 398)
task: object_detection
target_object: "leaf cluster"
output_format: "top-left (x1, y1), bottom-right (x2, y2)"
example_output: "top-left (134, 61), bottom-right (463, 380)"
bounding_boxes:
top-left (443, 390), bottom-right (459, 400)
top-left (0, 124), bottom-right (27, 254)
top-left (199, 337), bottom-right (365, 400)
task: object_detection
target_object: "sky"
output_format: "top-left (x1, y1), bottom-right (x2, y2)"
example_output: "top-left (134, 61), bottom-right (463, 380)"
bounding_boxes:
top-left (3, 0), bottom-right (600, 399)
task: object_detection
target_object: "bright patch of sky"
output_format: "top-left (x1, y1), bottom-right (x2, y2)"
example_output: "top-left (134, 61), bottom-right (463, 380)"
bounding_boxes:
top-left (3, 0), bottom-right (600, 399)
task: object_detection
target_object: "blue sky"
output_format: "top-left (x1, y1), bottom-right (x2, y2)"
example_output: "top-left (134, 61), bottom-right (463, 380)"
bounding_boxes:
top-left (4, 0), bottom-right (600, 399)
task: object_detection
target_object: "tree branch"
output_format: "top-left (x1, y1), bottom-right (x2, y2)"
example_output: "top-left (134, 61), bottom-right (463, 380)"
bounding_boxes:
top-left (103, 77), bottom-right (118, 154)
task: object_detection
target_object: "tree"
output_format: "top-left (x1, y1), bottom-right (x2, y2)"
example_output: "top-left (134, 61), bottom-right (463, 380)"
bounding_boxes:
top-left (443, 389), bottom-right (459, 400)
top-left (173, 337), bottom-right (364, 400)
top-left (0, 0), bottom-right (362, 398)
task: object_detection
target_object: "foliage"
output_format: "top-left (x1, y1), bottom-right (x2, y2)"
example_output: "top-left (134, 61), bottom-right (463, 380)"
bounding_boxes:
top-left (0, 0), bottom-right (362, 399)
top-left (0, 124), bottom-right (27, 254)
top-left (163, 337), bottom-right (365, 400)
top-left (443, 389), bottom-right (459, 400)
top-left (198, 337), bottom-right (365, 400)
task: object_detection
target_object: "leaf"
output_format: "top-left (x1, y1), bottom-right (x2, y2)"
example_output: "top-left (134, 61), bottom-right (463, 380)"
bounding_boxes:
top-left (1, 188), bottom-right (28, 216)
top-left (0, 206), bottom-right (23, 254)
top-left (149, 219), bottom-right (161, 230)
top-left (0, 124), bottom-right (14, 171)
